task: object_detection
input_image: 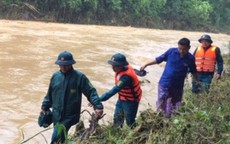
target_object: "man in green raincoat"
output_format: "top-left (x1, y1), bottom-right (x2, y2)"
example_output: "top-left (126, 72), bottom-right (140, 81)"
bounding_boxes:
top-left (40, 51), bottom-right (103, 143)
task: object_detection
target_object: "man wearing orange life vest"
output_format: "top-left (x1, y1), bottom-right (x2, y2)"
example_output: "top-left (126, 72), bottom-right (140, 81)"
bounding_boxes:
top-left (99, 53), bottom-right (142, 128)
top-left (192, 34), bottom-right (223, 94)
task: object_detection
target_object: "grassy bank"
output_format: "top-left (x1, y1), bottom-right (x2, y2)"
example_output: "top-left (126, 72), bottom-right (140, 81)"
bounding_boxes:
top-left (70, 42), bottom-right (230, 144)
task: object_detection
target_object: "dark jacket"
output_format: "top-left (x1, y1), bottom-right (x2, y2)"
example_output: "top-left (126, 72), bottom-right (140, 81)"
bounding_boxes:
top-left (41, 68), bottom-right (103, 127)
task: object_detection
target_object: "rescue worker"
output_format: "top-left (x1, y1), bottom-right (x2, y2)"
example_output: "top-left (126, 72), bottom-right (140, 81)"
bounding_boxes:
top-left (192, 34), bottom-right (223, 94)
top-left (140, 38), bottom-right (199, 117)
top-left (40, 51), bottom-right (103, 143)
top-left (99, 53), bottom-right (142, 128)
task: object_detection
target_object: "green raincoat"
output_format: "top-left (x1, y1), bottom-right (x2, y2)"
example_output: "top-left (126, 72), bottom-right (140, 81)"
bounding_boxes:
top-left (41, 68), bottom-right (103, 127)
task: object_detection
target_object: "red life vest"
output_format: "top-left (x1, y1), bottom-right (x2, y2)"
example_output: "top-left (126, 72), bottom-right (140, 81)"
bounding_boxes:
top-left (115, 65), bottom-right (142, 102)
top-left (195, 46), bottom-right (217, 72)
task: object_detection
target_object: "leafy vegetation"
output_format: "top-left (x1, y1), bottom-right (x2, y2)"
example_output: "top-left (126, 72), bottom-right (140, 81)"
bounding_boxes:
top-left (69, 42), bottom-right (230, 143)
top-left (159, 0), bottom-right (213, 30)
top-left (0, 0), bottom-right (229, 33)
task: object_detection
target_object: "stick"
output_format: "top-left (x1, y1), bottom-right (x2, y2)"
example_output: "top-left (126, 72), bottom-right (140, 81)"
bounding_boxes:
top-left (20, 127), bottom-right (52, 144)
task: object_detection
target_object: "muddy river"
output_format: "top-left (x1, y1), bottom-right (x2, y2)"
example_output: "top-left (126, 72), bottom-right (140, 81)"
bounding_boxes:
top-left (0, 20), bottom-right (229, 143)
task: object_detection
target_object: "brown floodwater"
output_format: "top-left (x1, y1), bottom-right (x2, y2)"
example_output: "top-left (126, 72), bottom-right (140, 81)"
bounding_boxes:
top-left (0, 20), bottom-right (229, 143)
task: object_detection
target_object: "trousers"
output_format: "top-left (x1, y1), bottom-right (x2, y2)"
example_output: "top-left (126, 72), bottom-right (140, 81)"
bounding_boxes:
top-left (113, 99), bottom-right (139, 128)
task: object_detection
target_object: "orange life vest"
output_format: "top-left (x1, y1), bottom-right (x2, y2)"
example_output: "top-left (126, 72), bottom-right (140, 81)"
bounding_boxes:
top-left (115, 65), bottom-right (142, 102)
top-left (195, 46), bottom-right (217, 72)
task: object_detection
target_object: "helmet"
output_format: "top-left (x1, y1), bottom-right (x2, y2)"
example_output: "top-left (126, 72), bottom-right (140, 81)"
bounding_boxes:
top-left (55, 51), bottom-right (76, 66)
top-left (198, 34), bottom-right (213, 43)
top-left (108, 53), bottom-right (129, 66)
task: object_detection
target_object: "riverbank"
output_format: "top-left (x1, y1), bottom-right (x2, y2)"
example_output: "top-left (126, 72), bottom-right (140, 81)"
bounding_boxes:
top-left (71, 43), bottom-right (230, 143)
